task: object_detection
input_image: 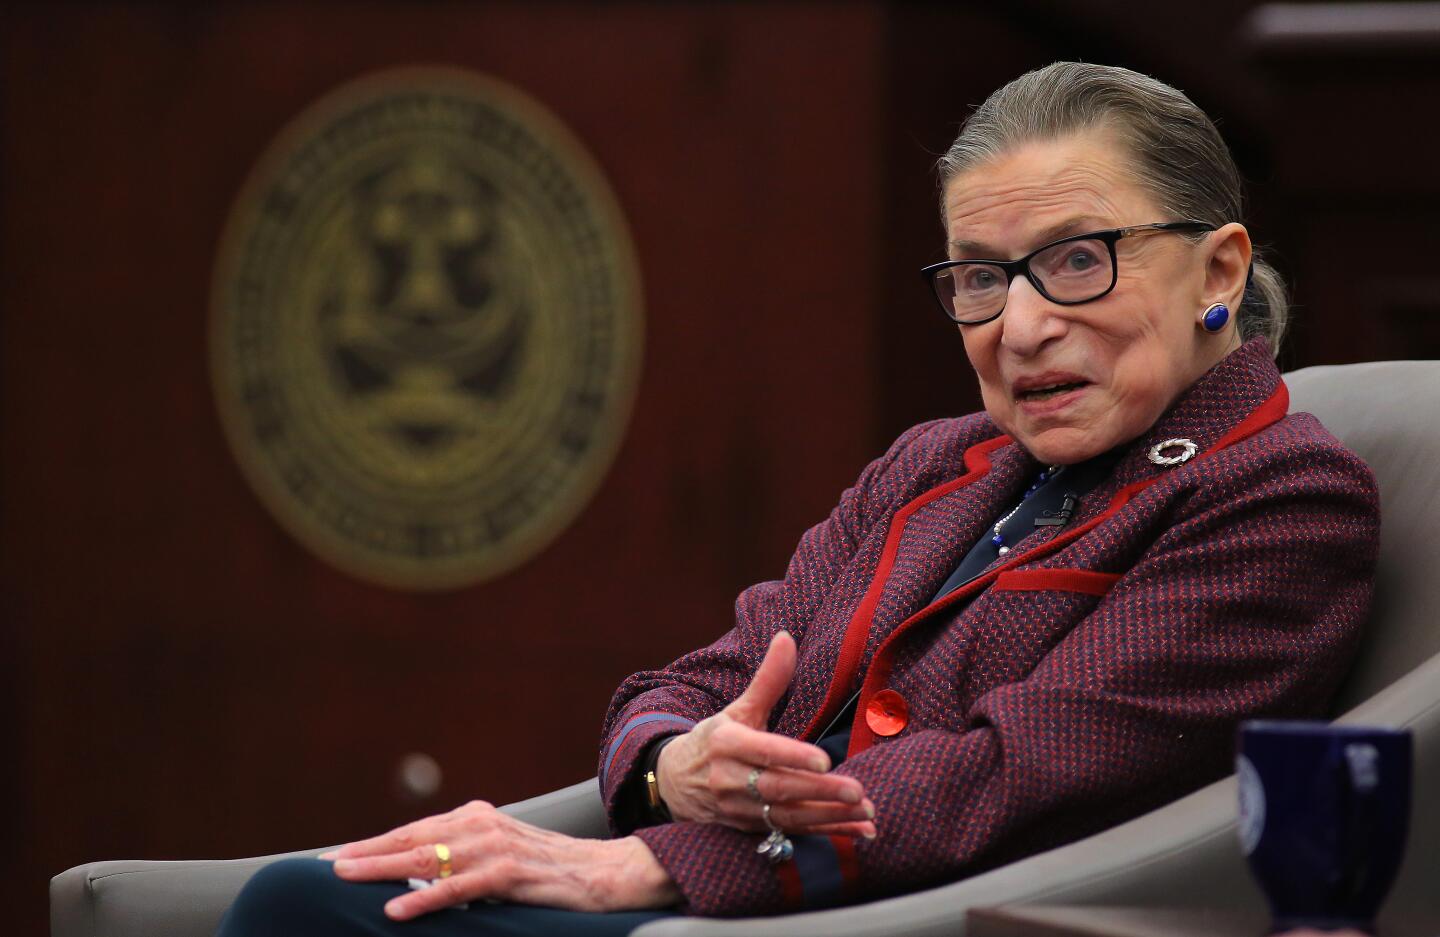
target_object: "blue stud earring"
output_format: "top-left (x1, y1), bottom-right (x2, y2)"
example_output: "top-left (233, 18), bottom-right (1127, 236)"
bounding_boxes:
top-left (1202, 302), bottom-right (1230, 332)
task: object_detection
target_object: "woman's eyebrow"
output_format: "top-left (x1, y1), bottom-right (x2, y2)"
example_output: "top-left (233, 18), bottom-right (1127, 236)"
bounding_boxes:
top-left (948, 216), bottom-right (1107, 258)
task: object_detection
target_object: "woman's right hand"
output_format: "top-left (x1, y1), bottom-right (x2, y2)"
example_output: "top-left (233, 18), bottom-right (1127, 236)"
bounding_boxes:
top-left (655, 631), bottom-right (877, 838)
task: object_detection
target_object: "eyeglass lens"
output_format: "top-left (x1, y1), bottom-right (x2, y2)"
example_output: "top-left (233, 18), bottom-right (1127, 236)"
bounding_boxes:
top-left (932, 236), bottom-right (1114, 322)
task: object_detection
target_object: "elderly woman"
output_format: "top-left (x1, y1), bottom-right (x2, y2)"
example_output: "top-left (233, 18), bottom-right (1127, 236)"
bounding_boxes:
top-left (219, 62), bottom-right (1378, 935)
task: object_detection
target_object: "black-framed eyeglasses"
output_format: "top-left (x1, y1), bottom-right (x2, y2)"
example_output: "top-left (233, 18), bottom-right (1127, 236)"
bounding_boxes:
top-left (920, 220), bottom-right (1217, 325)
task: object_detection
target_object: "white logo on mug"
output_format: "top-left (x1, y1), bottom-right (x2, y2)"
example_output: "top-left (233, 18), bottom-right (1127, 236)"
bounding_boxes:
top-left (1344, 743), bottom-right (1381, 791)
top-left (1237, 755), bottom-right (1266, 855)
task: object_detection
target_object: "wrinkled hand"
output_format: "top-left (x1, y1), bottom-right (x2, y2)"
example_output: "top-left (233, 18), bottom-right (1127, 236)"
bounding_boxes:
top-left (322, 800), bottom-right (679, 920)
top-left (657, 631), bottom-right (876, 838)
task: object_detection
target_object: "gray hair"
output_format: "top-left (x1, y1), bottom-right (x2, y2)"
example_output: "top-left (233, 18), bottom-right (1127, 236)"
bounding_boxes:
top-left (937, 62), bottom-right (1288, 352)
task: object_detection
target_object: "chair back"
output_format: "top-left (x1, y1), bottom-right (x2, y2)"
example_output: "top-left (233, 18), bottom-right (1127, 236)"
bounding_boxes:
top-left (1284, 360), bottom-right (1440, 713)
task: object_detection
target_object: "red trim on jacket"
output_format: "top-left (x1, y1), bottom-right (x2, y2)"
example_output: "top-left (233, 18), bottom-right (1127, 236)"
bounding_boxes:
top-left (993, 568), bottom-right (1121, 595)
top-left (843, 381), bottom-right (1290, 759)
top-left (833, 836), bottom-right (860, 891)
top-left (799, 434), bottom-right (1012, 742)
top-left (1216, 379), bottom-right (1288, 449)
top-left (775, 862), bottom-right (804, 906)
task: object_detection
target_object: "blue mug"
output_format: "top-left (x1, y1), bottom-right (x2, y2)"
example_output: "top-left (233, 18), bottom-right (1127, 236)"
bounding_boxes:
top-left (1237, 720), bottom-right (1411, 932)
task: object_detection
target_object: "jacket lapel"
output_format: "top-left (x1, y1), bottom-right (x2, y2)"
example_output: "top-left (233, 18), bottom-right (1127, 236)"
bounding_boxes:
top-left (791, 432), bottom-right (1025, 740)
top-left (865, 440), bottom-right (1035, 636)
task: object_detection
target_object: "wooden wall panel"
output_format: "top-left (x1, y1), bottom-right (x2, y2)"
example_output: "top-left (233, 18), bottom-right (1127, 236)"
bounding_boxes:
top-left (2, 4), bottom-right (885, 930)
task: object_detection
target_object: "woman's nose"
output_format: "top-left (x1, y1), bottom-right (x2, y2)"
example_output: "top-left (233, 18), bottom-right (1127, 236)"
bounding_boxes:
top-left (1000, 274), bottom-right (1067, 356)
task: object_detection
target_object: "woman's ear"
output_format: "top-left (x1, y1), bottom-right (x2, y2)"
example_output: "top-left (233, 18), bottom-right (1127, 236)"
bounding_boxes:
top-left (1203, 222), bottom-right (1253, 311)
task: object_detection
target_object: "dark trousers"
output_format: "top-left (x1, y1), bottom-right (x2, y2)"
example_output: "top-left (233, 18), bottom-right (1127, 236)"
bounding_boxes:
top-left (216, 858), bottom-right (681, 937)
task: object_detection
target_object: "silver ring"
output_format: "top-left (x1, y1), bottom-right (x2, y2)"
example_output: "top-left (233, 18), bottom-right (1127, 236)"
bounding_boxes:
top-left (746, 767), bottom-right (765, 803)
top-left (762, 802), bottom-right (781, 832)
top-left (757, 804), bottom-right (794, 863)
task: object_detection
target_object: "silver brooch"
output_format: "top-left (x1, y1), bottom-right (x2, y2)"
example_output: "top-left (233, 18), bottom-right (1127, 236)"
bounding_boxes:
top-left (1147, 438), bottom-right (1198, 466)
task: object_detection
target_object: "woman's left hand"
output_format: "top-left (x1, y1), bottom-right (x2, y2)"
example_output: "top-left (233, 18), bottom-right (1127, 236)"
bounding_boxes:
top-left (321, 800), bottom-right (681, 920)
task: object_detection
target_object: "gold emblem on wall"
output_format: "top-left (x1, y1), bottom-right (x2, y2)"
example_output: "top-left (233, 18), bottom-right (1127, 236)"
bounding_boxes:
top-left (211, 68), bottom-right (642, 590)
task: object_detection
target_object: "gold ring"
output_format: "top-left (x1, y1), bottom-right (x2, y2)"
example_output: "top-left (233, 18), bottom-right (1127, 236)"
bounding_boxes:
top-left (433, 842), bottom-right (453, 878)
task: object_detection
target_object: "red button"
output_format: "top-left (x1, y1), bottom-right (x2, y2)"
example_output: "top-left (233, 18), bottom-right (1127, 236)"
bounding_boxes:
top-left (865, 689), bottom-right (910, 737)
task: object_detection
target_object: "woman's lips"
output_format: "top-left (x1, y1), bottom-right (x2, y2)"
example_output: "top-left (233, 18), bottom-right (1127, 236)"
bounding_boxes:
top-left (1014, 380), bottom-right (1091, 416)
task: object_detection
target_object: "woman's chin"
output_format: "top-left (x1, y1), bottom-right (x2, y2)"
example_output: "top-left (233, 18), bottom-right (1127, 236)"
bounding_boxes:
top-left (1016, 429), bottom-right (1111, 466)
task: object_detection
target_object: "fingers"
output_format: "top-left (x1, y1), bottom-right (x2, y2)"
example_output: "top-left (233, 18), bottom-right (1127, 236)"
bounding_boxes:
top-left (385, 871), bottom-right (482, 920)
top-left (332, 843), bottom-right (446, 882)
top-left (725, 631), bottom-right (797, 727)
top-left (326, 799), bottom-right (500, 876)
top-left (330, 804), bottom-right (670, 920)
top-left (324, 822), bottom-right (431, 861)
top-left (380, 837), bottom-right (673, 918)
top-left (658, 718), bottom-right (838, 824)
top-left (737, 762), bottom-right (864, 805)
top-left (790, 819), bottom-right (878, 839)
top-left (755, 797), bottom-right (876, 831)
top-left (710, 719), bottom-right (832, 773)
top-left (324, 800), bottom-right (497, 862)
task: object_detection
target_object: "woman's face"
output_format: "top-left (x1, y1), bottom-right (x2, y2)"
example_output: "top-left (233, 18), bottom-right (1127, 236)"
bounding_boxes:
top-left (943, 131), bottom-right (1243, 465)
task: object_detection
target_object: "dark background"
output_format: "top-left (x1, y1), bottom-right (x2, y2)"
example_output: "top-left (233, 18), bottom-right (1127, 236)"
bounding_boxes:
top-left (4, 2), bottom-right (1437, 934)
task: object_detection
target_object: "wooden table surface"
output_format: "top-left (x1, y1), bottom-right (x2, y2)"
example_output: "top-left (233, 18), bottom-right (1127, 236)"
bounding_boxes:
top-left (966, 905), bottom-right (1440, 937)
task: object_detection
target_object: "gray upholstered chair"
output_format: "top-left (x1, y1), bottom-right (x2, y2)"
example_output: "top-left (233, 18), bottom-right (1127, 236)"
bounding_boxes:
top-left (51, 360), bottom-right (1440, 937)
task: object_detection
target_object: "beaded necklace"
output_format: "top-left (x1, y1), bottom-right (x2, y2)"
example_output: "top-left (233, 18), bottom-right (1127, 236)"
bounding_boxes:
top-left (990, 465), bottom-right (1062, 555)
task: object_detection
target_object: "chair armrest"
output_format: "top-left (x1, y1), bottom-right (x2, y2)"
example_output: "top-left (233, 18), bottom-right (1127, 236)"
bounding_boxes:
top-left (50, 777), bottom-right (606, 937)
top-left (627, 775), bottom-right (1258, 937)
top-left (497, 776), bottom-right (609, 838)
top-left (50, 847), bottom-right (330, 937)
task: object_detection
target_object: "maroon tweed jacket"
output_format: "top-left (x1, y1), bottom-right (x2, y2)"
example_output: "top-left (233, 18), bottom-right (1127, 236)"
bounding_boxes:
top-left (598, 338), bottom-right (1379, 916)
